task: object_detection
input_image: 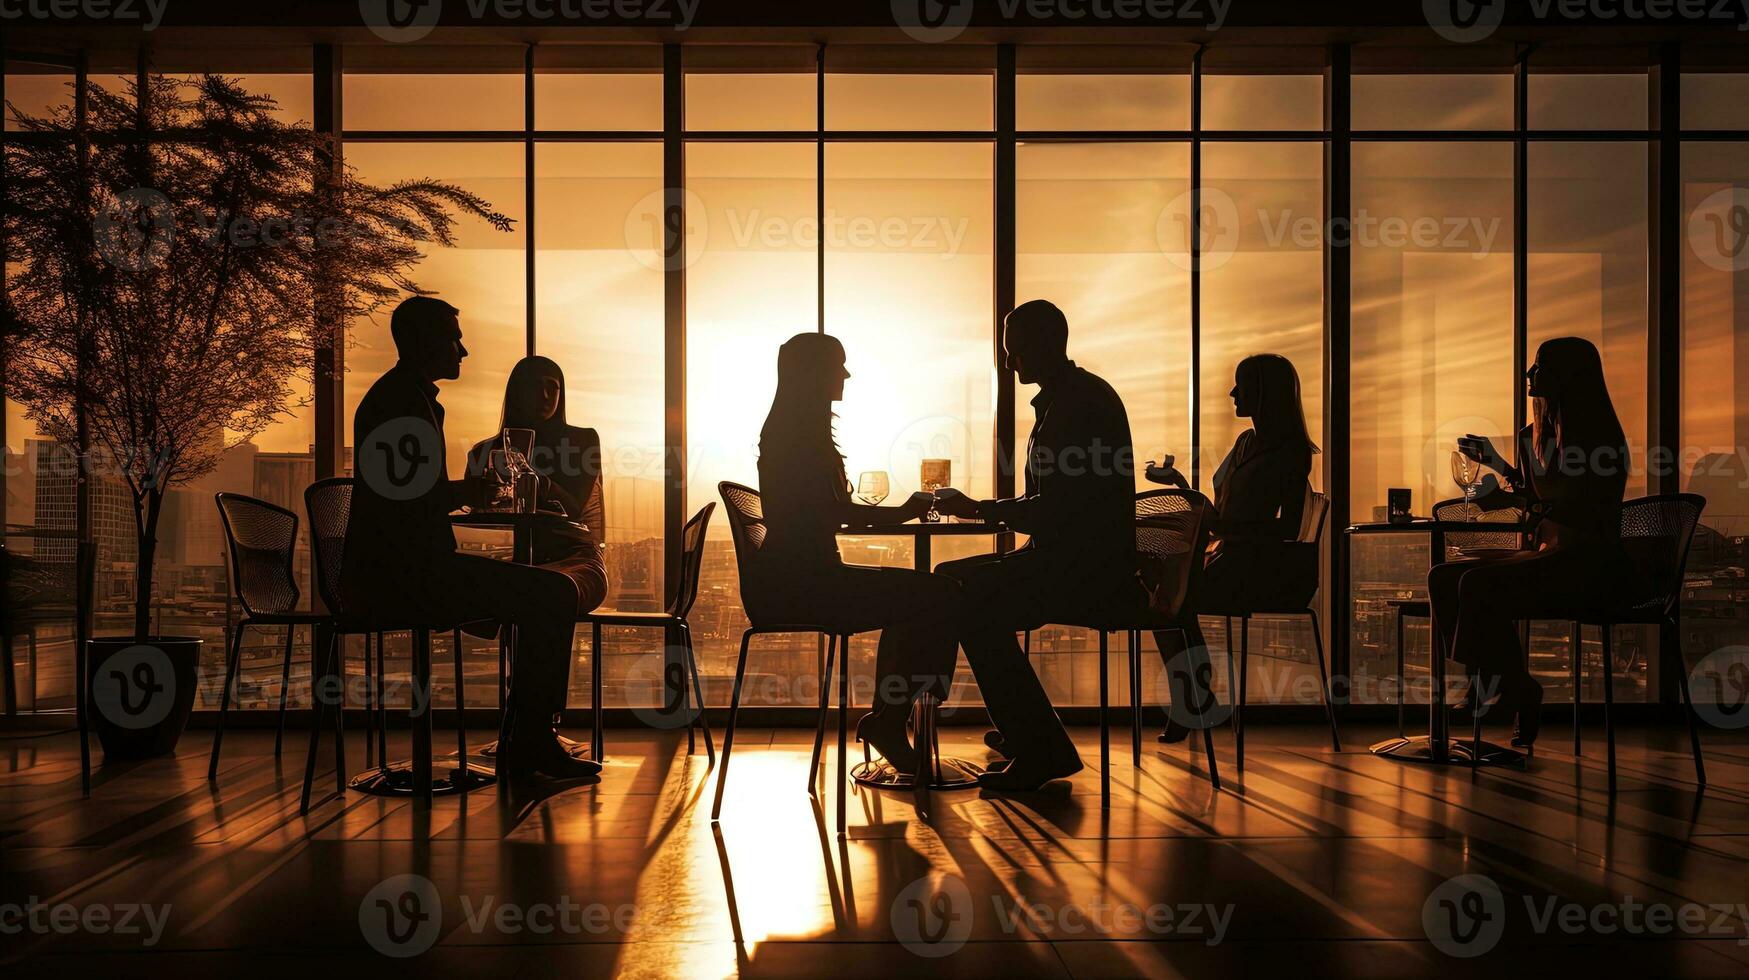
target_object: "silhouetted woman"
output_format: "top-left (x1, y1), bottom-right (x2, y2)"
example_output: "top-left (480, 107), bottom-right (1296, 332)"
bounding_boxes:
top-left (1150, 354), bottom-right (1318, 742)
top-left (467, 356), bottom-right (609, 615)
top-left (752, 333), bottom-right (961, 774)
top-left (1431, 337), bottom-right (1631, 747)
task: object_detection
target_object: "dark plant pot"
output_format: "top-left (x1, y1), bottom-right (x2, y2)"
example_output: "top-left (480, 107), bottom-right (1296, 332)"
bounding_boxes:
top-left (86, 636), bottom-right (202, 761)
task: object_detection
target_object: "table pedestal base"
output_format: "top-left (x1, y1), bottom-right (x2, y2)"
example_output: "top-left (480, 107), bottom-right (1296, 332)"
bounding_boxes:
top-left (1369, 735), bottom-right (1525, 767)
top-left (349, 757), bottom-right (497, 795)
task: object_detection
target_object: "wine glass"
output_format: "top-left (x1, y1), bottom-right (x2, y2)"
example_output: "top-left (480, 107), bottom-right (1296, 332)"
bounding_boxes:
top-left (502, 428), bottom-right (538, 512)
top-left (920, 459), bottom-right (950, 523)
top-left (1451, 449), bottom-right (1481, 499)
top-left (485, 450), bottom-right (516, 511)
top-left (856, 471), bottom-right (890, 506)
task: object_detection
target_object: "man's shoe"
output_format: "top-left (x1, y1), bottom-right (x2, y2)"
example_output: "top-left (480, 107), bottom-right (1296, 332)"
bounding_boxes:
top-left (856, 710), bottom-right (919, 775)
top-left (1157, 720), bottom-right (1190, 744)
top-left (502, 728), bottom-right (602, 780)
top-left (976, 750), bottom-right (1082, 791)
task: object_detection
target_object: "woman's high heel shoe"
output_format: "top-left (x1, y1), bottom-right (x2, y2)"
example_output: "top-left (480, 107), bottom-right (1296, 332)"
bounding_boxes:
top-left (1510, 678), bottom-right (1545, 749)
top-left (856, 709), bottom-right (919, 775)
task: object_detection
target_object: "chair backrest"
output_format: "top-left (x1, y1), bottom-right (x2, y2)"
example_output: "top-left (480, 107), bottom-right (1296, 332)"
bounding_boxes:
top-left (670, 502), bottom-right (716, 619)
top-left (1133, 488), bottom-right (1214, 619)
top-left (215, 493), bottom-right (300, 617)
top-left (718, 481), bottom-right (767, 595)
top-left (1431, 496), bottom-right (1527, 560)
top-left (304, 477), bottom-right (354, 615)
top-left (1618, 493), bottom-right (1705, 619)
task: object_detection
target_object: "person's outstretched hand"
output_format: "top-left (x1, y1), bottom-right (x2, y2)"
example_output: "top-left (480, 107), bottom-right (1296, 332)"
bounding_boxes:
top-left (1144, 455), bottom-right (1188, 488)
top-left (932, 487), bottom-right (980, 520)
top-left (899, 491), bottom-right (936, 522)
top-left (1458, 434), bottom-right (1508, 475)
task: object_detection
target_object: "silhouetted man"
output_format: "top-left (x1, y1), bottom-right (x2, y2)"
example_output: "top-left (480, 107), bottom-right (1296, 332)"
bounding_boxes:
top-left (343, 296), bottom-right (597, 779)
top-left (935, 300), bottom-right (1139, 790)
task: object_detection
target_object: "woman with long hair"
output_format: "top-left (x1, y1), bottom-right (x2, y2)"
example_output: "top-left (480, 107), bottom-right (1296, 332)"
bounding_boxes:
top-left (467, 356), bottom-right (609, 615)
top-left (751, 333), bottom-right (961, 774)
top-left (1429, 336), bottom-right (1633, 748)
top-left (1150, 353), bottom-right (1319, 743)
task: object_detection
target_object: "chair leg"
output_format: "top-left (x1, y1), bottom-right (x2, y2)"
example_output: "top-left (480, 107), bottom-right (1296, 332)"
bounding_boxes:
top-left (1308, 610), bottom-right (1340, 752)
top-left (329, 630), bottom-right (346, 801)
top-left (592, 620), bottom-right (605, 763)
top-left (836, 634), bottom-right (850, 837)
top-left (711, 631), bottom-right (755, 822)
top-left (1470, 667), bottom-right (1483, 771)
top-left (361, 633), bottom-right (374, 770)
top-left (2, 632), bottom-right (15, 716)
top-left (209, 621), bottom-right (247, 780)
top-left (1099, 630), bottom-right (1111, 809)
top-left (1601, 625), bottom-right (1616, 794)
top-left (1236, 616), bottom-right (1249, 773)
top-left (1670, 625), bottom-right (1706, 787)
top-left (681, 623), bottom-right (715, 763)
top-left (274, 623), bottom-right (295, 757)
top-left (496, 628), bottom-right (515, 763)
top-left (809, 634), bottom-right (837, 795)
top-left (1395, 608), bottom-right (1406, 737)
top-left (1571, 622), bottom-right (1582, 756)
top-left (374, 632), bottom-right (388, 767)
top-left (454, 629), bottom-right (469, 792)
top-left (1128, 630), bottom-right (1142, 768)
top-left (412, 629), bottom-right (433, 808)
top-left (299, 630), bottom-right (336, 814)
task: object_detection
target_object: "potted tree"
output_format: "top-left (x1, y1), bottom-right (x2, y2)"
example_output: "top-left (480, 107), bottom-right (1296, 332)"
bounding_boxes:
top-left (3, 73), bottom-right (510, 759)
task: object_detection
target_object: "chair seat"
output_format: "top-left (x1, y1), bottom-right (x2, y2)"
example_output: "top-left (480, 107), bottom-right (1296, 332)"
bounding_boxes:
top-left (332, 615), bottom-right (473, 634)
top-left (1204, 603), bottom-right (1318, 618)
top-left (581, 610), bottom-right (680, 627)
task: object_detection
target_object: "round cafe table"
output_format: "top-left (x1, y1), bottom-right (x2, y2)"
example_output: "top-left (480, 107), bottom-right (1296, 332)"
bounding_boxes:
top-left (1346, 518), bottom-right (1532, 768)
top-left (834, 520), bottom-right (1011, 806)
top-left (346, 510), bottom-right (590, 797)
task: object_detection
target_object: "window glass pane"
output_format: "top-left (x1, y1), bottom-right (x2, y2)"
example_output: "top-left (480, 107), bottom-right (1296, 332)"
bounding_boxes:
top-left (1353, 74), bottom-right (1513, 131)
top-left (1199, 141), bottom-right (1325, 706)
top-left (535, 143), bottom-right (666, 714)
top-left (1019, 141), bottom-right (1188, 708)
top-left (1680, 141), bottom-right (1749, 683)
top-left (536, 73), bottom-right (661, 130)
top-left (685, 142), bottom-right (817, 707)
top-left (1016, 74), bottom-right (1189, 131)
top-left (4, 71), bottom-right (72, 129)
top-left (1529, 141), bottom-right (1651, 702)
top-left (1349, 142), bottom-right (1514, 702)
top-left (826, 74), bottom-right (992, 131)
top-left (686, 73), bottom-right (815, 130)
top-left (827, 141), bottom-right (994, 706)
top-left (1683, 73), bottom-right (1749, 130)
top-left (1203, 74), bottom-right (1323, 131)
top-left (1529, 73), bottom-right (1647, 130)
top-left (341, 143), bottom-right (525, 709)
top-left (344, 74), bottom-right (523, 130)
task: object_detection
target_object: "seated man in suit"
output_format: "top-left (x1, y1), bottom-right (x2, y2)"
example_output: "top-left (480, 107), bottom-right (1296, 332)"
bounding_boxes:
top-left (935, 299), bottom-right (1141, 791)
top-left (342, 296), bottom-right (598, 779)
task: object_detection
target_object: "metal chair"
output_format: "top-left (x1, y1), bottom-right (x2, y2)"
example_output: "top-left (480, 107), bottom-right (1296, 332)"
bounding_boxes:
top-left (578, 502), bottom-right (716, 763)
top-left (300, 478), bottom-right (467, 812)
top-left (1554, 493), bottom-right (1708, 792)
top-left (710, 481), bottom-right (864, 836)
top-left (1382, 498), bottom-right (1529, 739)
top-left (208, 493), bottom-right (331, 780)
top-left (1200, 491), bottom-right (1341, 773)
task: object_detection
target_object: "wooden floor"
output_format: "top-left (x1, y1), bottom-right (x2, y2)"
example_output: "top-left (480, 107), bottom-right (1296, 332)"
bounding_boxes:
top-left (2, 721), bottom-right (1747, 978)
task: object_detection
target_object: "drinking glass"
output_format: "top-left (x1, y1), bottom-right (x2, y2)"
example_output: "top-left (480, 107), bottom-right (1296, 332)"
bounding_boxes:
top-left (1451, 450), bottom-right (1481, 499)
top-left (920, 459), bottom-right (950, 523)
top-left (856, 471), bottom-right (890, 506)
top-left (484, 450), bottom-right (516, 511)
